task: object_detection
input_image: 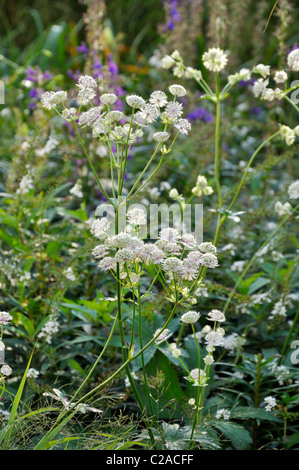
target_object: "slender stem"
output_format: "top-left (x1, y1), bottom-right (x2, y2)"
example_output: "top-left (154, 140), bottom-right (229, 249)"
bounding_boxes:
top-left (72, 121), bottom-right (114, 206)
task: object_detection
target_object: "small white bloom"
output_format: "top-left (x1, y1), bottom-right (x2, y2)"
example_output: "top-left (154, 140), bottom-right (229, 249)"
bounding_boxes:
top-left (253, 64), bottom-right (271, 78)
top-left (127, 208), bottom-right (147, 226)
top-left (0, 312), bottom-right (13, 325)
top-left (202, 48), bottom-right (228, 72)
top-left (27, 368), bottom-right (40, 379)
top-left (215, 408), bottom-right (230, 420)
top-left (100, 93), bottom-right (117, 105)
top-left (126, 95), bottom-right (145, 109)
top-left (207, 309), bottom-right (226, 322)
top-left (264, 396), bottom-right (277, 412)
top-left (161, 55), bottom-right (175, 69)
top-left (153, 131), bottom-right (170, 143)
top-left (274, 201), bottom-right (292, 216)
top-left (149, 90), bottom-right (168, 107)
top-left (180, 310), bottom-right (200, 324)
top-left (169, 84), bottom-right (187, 97)
top-left (1, 365), bottom-right (12, 376)
top-left (287, 49), bottom-right (299, 71)
top-left (154, 328), bottom-right (173, 345)
top-left (274, 70), bottom-right (288, 83)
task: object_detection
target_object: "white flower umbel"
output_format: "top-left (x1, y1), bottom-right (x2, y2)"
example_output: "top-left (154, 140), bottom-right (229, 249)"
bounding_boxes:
top-left (207, 309), bottom-right (226, 322)
top-left (63, 267), bottom-right (76, 282)
top-left (41, 91), bottom-right (67, 110)
top-left (274, 70), bottom-right (288, 84)
top-left (154, 328), bottom-right (173, 345)
top-left (127, 208), bottom-right (147, 226)
top-left (153, 131), bottom-right (170, 143)
top-left (264, 396), bottom-right (277, 412)
top-left (149, 90), bottom-right (168, 107)
top-left (90, 217), bottom-right (111, 239)
top-left (169, 343), bottom-right (182, 358)
top-left (202, 48), bottom-right (228, 72)
top-left (274, 201), bottom-right (292, 216)
top-left (0, 312), bottom-right (13, 325)
top-left (100, 93), bottom-right (118, 105)
top-left (70, 180), bottom-right (83, 198)
top-left (1, 365), bottom-right (12, 376)
top-left (287, 49), bottom-right (299, 71)
top-left (126, 95), bottom-right (145, 109)
top-left (169, 84), bottom-right (187, 97)
top-left (180, 310), bottom-right (200, 324)
top-left (27, 368), bottom-right (40, 379)
top-left (215, 409), bottom-right (230, 420)
top-left (253, 64), bottom-right (271, 78)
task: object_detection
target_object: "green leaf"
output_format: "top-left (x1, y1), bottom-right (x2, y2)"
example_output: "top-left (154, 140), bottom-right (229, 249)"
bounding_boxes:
top-left (214, 421), bottom-right (253, 450)
top-left (231, 406), bottom-right (281, 422)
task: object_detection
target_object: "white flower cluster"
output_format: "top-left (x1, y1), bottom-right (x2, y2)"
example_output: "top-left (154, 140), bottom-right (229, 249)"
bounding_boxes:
top-left (0, 311), bottom-right (13, 325)
top-left (280, 125), bottom-right (299, 146)
top-left (215, 408), bottom-right (231, 420)
top-left (63, 267), bottom-right (76, 282)
top-left (27, 368), bottom-right (40, 379)
top-left (268, 360), bottom-right (291, 386)
top-left (222, 333), bottom-right (246, 355)
top-left (37, 314), bottom-right (60, 344)
top-left (41, 75), bottom-right (192, 144)
top-left (288, 180), bottom-right (299, 199)
top-left (16, 168), bottom-right (35, 195)
top-left (161, 48), bottom-right (228, 80)
top-left (91, 222), bottom-right (220, 297)
top-left (70, 180), bottom-right (83, 198)
top-left (264, 396), bottom-right (277, 412)
top-left (0, 311), bottom-right (13, 379)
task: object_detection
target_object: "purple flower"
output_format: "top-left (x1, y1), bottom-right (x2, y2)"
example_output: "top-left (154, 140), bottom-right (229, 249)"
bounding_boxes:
top-left (77, 41), bottom-right (89, 54)
top-left (107, 54), bottom-right (118, 75)
top-left (43, 70), bottom-right (52, 80)
top-left (29, 88), bottom-right (38, 98)
top-left (187, 106), bottom-right (213, 123)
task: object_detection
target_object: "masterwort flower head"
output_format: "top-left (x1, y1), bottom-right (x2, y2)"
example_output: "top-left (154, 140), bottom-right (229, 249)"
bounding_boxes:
top-left (100, 93), bottom-right (118, 105)
top-left (153, 131), bottom-right (170, 143)
top-left (202, 48), bottom-right (228, 72)
top-left (127, 208), bottom-right (147, 226)
top-left (180, 310), bottom-right (200, 324)
top-left (149, 90), bottom-right (168, 107)
top-left (154, 328), bottom-right (173, 345)
top-left (1, 365), bottom-right (12, 376)
top-left (90, 217), bottom-right (111, 239)
top-left (126, 95), bottom-right (145, 109)
top-left (174, 118), bottom-right (191, 135)
top-left (40, 91), bottom-right (67, 110)
top-left (169, 84), bottom-right (187, 97)
top-left (207, 309), bottom-right (226, 322)
top-left (274, 70), bottom-right (288, 84)
top-left (0, 311), bottom-right (13, 325)
top-left (287, 49), bottom-right (299, 71)
top-left (253, 64), bottom-right (271, 78)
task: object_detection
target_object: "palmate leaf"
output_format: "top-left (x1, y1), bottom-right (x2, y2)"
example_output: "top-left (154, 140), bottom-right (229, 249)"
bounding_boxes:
top-left (213, 421), bottom-right (253, 450)
top-left (231, 406), bottom-right (281, 422)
